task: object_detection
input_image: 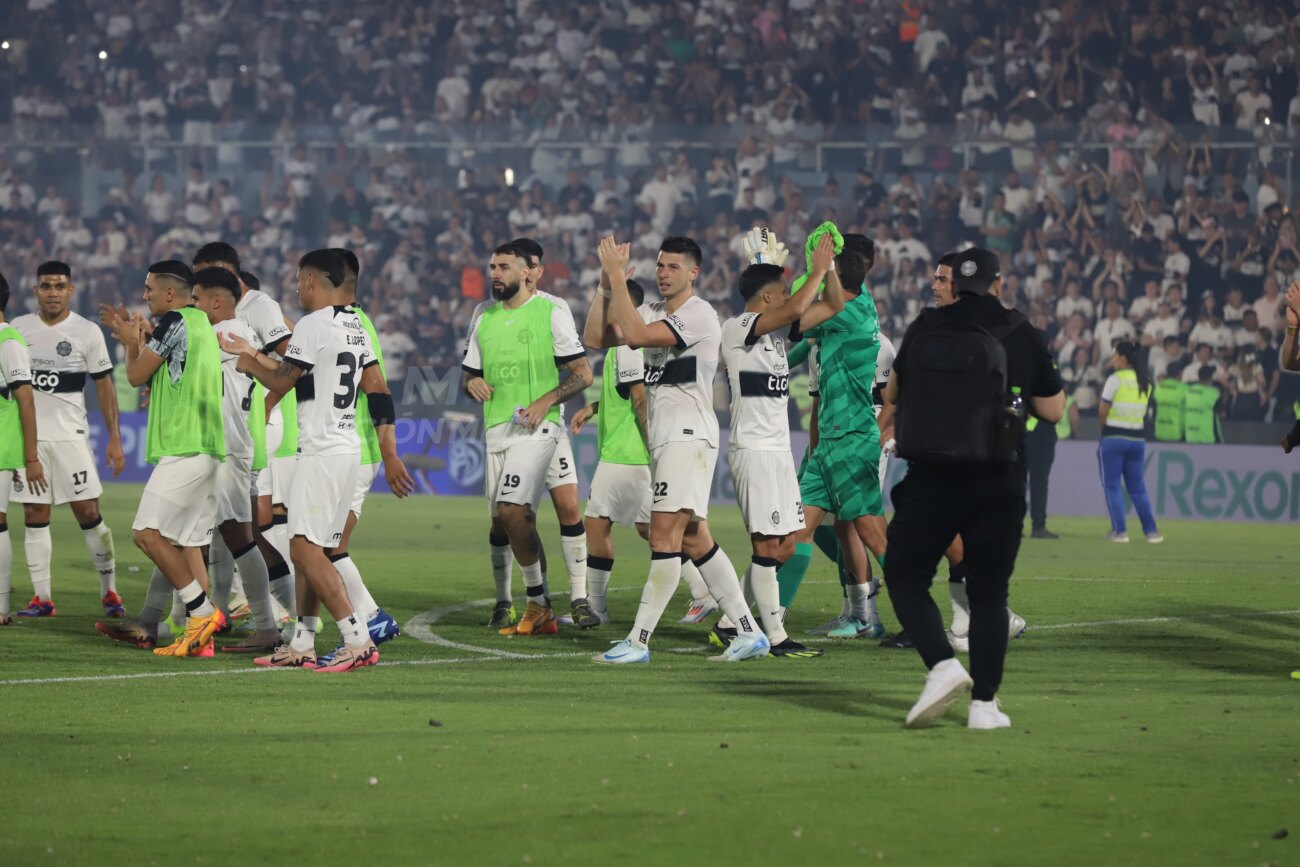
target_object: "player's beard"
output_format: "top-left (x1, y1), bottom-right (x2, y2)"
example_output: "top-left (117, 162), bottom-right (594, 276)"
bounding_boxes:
top-left (492, 278), bottom-right (521, 302)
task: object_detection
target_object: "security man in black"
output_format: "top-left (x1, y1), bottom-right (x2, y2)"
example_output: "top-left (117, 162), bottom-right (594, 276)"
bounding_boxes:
top-left (882, 247), bottom-right (1065, 729)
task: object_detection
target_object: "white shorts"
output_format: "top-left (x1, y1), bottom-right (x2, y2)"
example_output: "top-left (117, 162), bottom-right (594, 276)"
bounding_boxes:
top-left (132, 455), bottom-right (220, 548)
top-left (270, 453), bottom-right (298, 506)
top-left (485, 424), bottom-right (560, 516)
top-left (0, 470), bottom-right (11, 514)
top-left (12, 439), bottom-right (102, 505)
top-left (585, 461), bottom-right (652, 527)
top-left (214, 453), bottom-right (253, 524)
top-left (254, 465), bottom-right (272, 498)
top-left (649, 440), bottom-right (717, 519)
top-left (546, 428), bottom-right (578, 490)
top-left (257, 420), bottom-right (284, 499)
top-left (351, 462), bottom-right (382, 516)
top-left (288, 453), bottom-right (359, 547)
top-left (730, 449), bottom-right (805, 537)
top-left (878, 449), bottom-right (892, 494)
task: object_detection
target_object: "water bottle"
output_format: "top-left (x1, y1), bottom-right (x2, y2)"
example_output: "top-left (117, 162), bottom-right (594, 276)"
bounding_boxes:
top-left (998, 387), bottom-right (1026, 460)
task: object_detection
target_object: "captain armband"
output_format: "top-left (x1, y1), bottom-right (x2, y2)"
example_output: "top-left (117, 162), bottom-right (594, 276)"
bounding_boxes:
top-left (368, 393), bottom-right (396, 427)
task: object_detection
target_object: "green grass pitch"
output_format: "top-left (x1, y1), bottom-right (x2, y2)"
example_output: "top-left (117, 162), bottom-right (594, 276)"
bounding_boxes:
top-left (1, 484), bottom-right (1298, 866)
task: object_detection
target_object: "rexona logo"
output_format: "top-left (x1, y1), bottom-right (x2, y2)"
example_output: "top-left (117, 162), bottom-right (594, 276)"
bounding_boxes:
top-left (1153, 451), bottom-right (1300, 521)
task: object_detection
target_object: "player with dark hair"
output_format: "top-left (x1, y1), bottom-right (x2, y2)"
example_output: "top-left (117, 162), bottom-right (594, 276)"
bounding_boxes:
top-left (1, 267), bottom-right (49, 624)
top-left (585, 234), bottom-right (768, 664)
top-left (10, 261), bottom-right (124, 619)
top-left (463, 243), bottom-right (593, 636)
top-left (221, 250), bottom-right (414, 670)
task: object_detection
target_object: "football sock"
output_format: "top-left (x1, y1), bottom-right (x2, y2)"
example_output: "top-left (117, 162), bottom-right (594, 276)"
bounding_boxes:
top-left (79, 517), bottom-right (116, 595)
top-left (489, 532), bottom-right (513, 603)
top-left (750, 556), bottom-right (787, 645)
top-left (330, 553), bottom-right (378, 620)
top-left (338, 610), bottom-right (368, 649)
top-left (949, 561), bottom-right (971, 634)
top-left (629, 552), bottom-right (682, 648)
top-left (560, 522), bottom-right (588, 600)
top-left (25, 522), bottom-right (52, 601)
top-left (290, 615), bottom-right (320, 652)
top-left (0, 522), bottom-right (10, 614)
top-left (233, 541), bottom-right (276, 631)
top-left (812, 524), bottom-right (840, 562)
top-left (138, 568), bottom-right (171, 634)
top-left (520, 558), bottom-right (547, 607)
top-left (178, 581), bottom-right (215, 618)
top-left (695, 544), bottom-right (758, 636)
top-left (267, 515), bottom-right (294, 584)
top-left (208, 536), bottom-right (235, 616)
top-left (680, 558), bottom-right (711, 602)
top-left (848, 579), bottom-right (878, 622)
top-left (267, 560), bottom-right (296, 617)
top-left (837, 550), bottom-right (852, 617)
top-left (776, 542), bottom-right (812, 608)
top-left (586, 555), bottom-right (613, 616)
top-left (169, 592), bottom-right (186, 627)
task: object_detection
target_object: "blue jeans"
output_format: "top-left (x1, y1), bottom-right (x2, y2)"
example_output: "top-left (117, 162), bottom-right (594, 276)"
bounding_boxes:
top-left (1098, 438), bottom-right (1158, 535)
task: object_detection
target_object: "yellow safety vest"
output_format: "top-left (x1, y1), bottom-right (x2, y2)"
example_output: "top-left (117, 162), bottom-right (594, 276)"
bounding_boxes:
top-left (1107, 368), bottom-right (1150, 431)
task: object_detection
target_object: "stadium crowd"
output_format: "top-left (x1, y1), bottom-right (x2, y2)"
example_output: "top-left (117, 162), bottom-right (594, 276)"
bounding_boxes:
top-left (1, 0), bottom-right (1299, 422)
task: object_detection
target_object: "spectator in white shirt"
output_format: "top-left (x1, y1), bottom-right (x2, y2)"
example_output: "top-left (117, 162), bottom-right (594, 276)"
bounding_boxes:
top-left (1141, 301), bottom-right (1181, 346)
top-left (1163, 235), bottom-right (1190, 288)
top-left (1182, 343), bottom-right (1226, 384)
top-left (1000, 171), bottom-right (1032, 221)
top-left (1252, 277), bottom-right (1284, 333)
top-left (1055, 279), bottom-right (1094, 323)
top-left (639, 165), bottom-right (683, 234)
top-left (1128, 280), bottom-right (1163, 324)
top-left (1188, 312), bottom-right (1234, 351)
top-left (1093, 300), bottom-right (1136, 363)
top-left (1235, 76), bottom-right (1271, 130)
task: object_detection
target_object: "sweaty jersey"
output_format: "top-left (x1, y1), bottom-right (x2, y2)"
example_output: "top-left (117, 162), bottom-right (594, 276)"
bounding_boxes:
top-left (598, 345), bottom-right (649, 465)
top-left (12, 312), bottom-right (113, 441)
top-left (282, 305), bottom-right (376, 458)
top-left (144, 307), bottom-right (225, 463)
top-left (638, 295), bottom-right (720, 449)
top-left (0, 324), bottom-right (33, 470)
top-left (214, 318), bottom-right (258, 460)
top-left (721, 311), bottom-right (790, 452)
top-left (805, 290), bottom-right (880, 440)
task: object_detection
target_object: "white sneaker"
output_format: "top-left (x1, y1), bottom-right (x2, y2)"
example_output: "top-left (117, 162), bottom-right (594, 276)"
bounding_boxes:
top-left (905, 658), bottom-right (973, 728)
top-left (708, 632), bottom-right (770, 662)
top-left (946, 629), bottom-right (969, 653)
top-left (679, 597), bottom-right (719, 624)
top-left (1145, 532), bottom-right (1164, 544)
top-left (1008, 611), bottom-right (1027, 639)
top-left (1108, 532), bottom-right (1130, 543)
top-left (968, 698), bottom-right (1011, 730)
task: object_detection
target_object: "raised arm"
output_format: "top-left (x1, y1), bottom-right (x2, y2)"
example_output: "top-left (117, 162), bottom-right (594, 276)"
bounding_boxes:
top-left (600, 236), bottom-right (679, 349)
top-left (752, 234), bottom-right (840, 337)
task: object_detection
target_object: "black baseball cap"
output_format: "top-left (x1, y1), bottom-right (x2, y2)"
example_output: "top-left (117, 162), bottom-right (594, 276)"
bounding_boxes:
top-left (953, 247), bottom-right (1000, 296)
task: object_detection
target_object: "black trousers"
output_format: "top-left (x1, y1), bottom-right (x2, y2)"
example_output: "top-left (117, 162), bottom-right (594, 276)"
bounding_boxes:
top-left (884, 464), bottom-right (1026, 702)
top-left (1024, 426), bottom-right (1057, 531)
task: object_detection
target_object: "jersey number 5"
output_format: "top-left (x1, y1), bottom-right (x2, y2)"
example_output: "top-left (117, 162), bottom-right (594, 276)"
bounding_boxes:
top-left (334, 352), bottom-right (359, 409)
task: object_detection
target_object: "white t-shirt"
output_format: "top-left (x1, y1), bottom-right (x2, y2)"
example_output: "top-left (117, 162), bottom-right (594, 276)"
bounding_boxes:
top-left (1093, 317), bottom-right (1136, 357)
top-left (282, 306), bottom-right (376, 457)
top-left (721, 312), bottom-right (790, 452)
top-left (12, 312), bottom-right (113, 441)
top-left (214, 318), bottom-right (258, 459)
top-left (638, 295), bottom-right (720, 449)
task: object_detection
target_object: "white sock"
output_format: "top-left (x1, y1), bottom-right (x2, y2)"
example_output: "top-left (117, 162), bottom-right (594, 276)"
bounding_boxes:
top-left (628, 552), bottom-right (682, 648)
top-left (490, 534), bottom-right (513, 603)
top-left (208, 536), bottom-right (235, 616)
top-left (229, 571), bottom-right (247, 608)
top-left (0, 523), bottom-right (11, 614)
top-left (848, 580), bottom-right (878, 622)
top-left (560, 524), bottom-right (588, 600)
top-left (587, 556), bottom-right (613, 616)
top-left (332, 554), bottom-right (378, 620)
top-left (290, 614), bottom-right (320, 651)
top-left (80, 518), bottom-right (116, 594)
top-left (695, 545), bottom-right (758, 635)
top-left (234, 542), bottom-right (276, 631)
top-left (520, 558), bottom-right (547, 608)
top-left (338, 610), bottom-right (368, 649)
top-left (267, 519), bottom-right (293, 581)
top-left (949, 579), bottom-right (971, 634)
top-left (25, 524), bottom-right (52, 600)
top-left (178, 580), bottom-right (214, 618)
top-left (137, 568), bottom-right (171, 633)
top-left (680, 558), bottom-right (711, 602)
top-left (267, 556), bottom-right (296, 618)
top-left (749, 557), bottom-right (787, 645)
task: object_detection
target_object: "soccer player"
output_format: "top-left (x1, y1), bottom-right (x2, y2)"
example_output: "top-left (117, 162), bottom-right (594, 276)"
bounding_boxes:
top-left (191, 245), bottom-right (297, 621)
top-left (720, 232), bottom-right (844, 657)
top-left (462, 243), bottom-right (593, 636)
top-left (222, 249), bottom-right (414, 671)
top-left (186, 267), bottom-right (280, 652)
top-left (10, 261), bottom-right (124, 619)
top-left (99, 261), bottom-right (227, 658)
top-left (569, 276), bottom-right (652, 625)
top-left (312, 247), bottom-right (401, 662)
top-left (466, 238), bottom-right (594, 629)
top-left (1, 269), bottom-right (49, 625)
top-left (585, 235), bottom-right (768, 664)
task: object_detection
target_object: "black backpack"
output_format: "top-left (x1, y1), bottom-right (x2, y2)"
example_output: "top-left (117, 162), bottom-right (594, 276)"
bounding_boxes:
top-left (895, 310), bottom-right (1026, 466)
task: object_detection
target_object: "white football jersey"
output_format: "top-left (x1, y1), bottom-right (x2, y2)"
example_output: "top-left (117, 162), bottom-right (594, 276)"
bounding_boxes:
top-left (12, 312), bottom-right (113, 441)
top-left (873, 334), bottom-right (896, 416)
top-left (214, 318), bottom-right (258, 459)
top-left (637, 295), bottom-right (720, 449)
top-left (236, 288), bottom-right (292, 353)
top-left (282, 306), bottom-right (375, 457)
top-left (463, 291), bottom-right (579, 421)
top-left (721, 312), bottom-right (790, 452)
